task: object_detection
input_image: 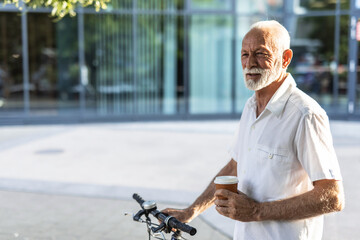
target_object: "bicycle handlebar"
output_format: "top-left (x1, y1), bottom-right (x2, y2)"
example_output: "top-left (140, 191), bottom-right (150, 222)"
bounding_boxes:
top-left (133, 193), bottom-right (145, 206)
top-left (132, 193), bottom-right (197, 236)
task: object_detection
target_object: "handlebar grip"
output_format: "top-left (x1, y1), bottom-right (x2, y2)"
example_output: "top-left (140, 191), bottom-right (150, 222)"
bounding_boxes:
top-left (156, 211), bottom-right (197, 236)
top-left (133, 193), bottom-right (145, 207)
top-left (132, 193), bottom-right (197, 236)
top-left (168, 218), bottom-right (197, 236)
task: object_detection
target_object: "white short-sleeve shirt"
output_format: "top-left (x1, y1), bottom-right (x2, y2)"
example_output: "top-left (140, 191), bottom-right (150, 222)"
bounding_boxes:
top-left (229, 74), bottom-right (342, 240)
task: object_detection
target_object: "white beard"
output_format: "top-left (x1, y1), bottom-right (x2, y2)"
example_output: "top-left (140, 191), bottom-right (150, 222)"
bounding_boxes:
top-left (243, 63), bottom-right (282, 91)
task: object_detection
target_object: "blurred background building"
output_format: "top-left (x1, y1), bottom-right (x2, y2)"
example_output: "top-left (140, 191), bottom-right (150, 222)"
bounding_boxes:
top-left (0, 0), bottom-right (359, 124)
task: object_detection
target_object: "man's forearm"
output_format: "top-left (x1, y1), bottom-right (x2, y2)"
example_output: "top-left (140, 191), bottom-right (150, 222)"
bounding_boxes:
top-left (257, 179), bottom-right (345, 221)
top-left (189, 159), bottom-right (237, 219)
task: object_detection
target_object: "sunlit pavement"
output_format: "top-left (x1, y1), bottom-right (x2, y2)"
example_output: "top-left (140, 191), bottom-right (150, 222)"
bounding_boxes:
top-left (0, 120), bottom-right (359, 239)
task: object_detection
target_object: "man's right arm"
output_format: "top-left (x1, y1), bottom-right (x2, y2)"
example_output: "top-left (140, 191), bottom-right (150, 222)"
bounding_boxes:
top-left (162, 159), bottom-right (237, 223)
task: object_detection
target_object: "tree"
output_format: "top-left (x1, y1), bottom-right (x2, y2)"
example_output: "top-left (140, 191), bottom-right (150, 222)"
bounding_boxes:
top-left (3, 0), bottom-right (110, 18)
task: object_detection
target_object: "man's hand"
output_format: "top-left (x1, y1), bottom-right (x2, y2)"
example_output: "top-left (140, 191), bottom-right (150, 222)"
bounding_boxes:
top-left (161, 207), bottom-right (196, 223)
top-left (214, 189), bottom-right (260, 222)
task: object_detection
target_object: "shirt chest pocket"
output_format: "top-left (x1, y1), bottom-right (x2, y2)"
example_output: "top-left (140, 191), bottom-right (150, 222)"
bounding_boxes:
top-left (257, 144), bottom-right (289, 162)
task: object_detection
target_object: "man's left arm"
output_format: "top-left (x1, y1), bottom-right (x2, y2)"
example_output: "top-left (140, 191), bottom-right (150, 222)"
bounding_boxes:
top-left (215, 179), bottom-right (345, 222)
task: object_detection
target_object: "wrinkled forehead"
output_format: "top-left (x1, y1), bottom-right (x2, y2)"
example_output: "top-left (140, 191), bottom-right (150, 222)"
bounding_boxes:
top-left (242, 28), bottom-right (278, 52)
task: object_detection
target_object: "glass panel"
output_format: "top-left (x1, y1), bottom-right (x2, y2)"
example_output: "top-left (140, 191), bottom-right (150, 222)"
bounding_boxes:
top-left (356, 17), bottom-right (360, 114)
top-left (357, 66), bottom-right (360, 114)
top-left (84, 14), bottom-right (134, 115)
top-left (0, 13), bottom-right (23, 115)
top-left (190, 0), bottom-right (232, 10)
top-left (163, 15), bottom-right (184, 115)
top-left (106, 0), bottom-right (133, 10)
top-left (288, 16), bottom-right (337, 112)
top-left (189, 15), bottom-right (232, 114)
top-left (336, 15), bottom-right (349, 114)
top-left (237, 0), bottom-right (283, 14)
top-left (137, 14), bottom-right (181, 115)
top-left (341, 0), bottom-right (350, 9)
top-left (84, 12), bottom-right (182, 116)
top-left (137, 0), bottom-right (184, 10)
top-left (293, 0), bottom-right (336, 12)
top-left (28, 13), bottom-right (79, 115)
top-left (0, 1), bottom-right (19, 10)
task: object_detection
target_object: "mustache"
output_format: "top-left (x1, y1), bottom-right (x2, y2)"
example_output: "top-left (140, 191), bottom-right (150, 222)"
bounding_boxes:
top-left (243, 68), bottom-right (266, 74)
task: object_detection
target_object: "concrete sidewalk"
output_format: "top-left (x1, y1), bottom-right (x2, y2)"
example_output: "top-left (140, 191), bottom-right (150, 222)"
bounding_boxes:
top-left (0, 190), bottom-right (227, 240)
top-left (0, 120), bottom-right (359, 239)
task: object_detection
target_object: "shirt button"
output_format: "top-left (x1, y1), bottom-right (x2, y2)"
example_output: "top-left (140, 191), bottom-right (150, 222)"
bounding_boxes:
top-left (268, 153), bottom-right (273, 159)
top-left (248, 148), bottom-right (251, 152)
top-left (251, 126), bottom-right (255, 130)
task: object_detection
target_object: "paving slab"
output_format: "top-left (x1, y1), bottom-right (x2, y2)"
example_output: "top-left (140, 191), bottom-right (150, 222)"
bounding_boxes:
top-left (0, 120), bottom-right (359, 239)
top-left (0, 190), bottom-right (229, 240)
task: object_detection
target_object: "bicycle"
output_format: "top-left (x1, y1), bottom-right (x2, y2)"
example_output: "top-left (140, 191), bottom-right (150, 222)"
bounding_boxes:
top-left (125, 193), bottom-right (197, 240)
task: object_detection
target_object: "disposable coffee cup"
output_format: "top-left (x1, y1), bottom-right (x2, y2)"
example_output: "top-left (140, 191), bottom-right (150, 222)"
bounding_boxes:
top-left (214, 176), bottom-right (238, 199)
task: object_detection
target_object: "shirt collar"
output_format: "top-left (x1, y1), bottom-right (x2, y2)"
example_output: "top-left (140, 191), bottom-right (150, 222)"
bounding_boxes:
top-left (266, 74), bottom-right (296, 117)
top-left (247, 74), bottom-right (296, 117)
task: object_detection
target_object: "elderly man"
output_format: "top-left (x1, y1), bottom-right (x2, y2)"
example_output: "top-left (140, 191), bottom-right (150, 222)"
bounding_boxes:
top-left (163, 20), bottom-right (344, 240)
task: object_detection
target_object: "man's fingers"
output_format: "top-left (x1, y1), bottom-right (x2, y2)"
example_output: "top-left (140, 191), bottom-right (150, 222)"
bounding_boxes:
top-left (215, 205), bottom-right (229, 217)
top-left (214, 189), bottom-right (232, 198)
top-left (214, 198), bottom-right (228, 207)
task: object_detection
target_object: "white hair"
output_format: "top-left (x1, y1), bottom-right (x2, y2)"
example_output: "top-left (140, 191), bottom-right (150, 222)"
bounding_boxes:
top-left (249, 20), bottom-right (291, 52)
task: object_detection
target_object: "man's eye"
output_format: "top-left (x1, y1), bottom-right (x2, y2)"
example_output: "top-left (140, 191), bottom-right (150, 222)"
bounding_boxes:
top-left (242, 53), bottom-right (249, 57)
top-left (256, 52), bottom-right (268, 57)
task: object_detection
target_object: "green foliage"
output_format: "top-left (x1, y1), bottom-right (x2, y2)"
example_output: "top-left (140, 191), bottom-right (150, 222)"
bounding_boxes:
top-left (3, 0), bottom-right (110, 18)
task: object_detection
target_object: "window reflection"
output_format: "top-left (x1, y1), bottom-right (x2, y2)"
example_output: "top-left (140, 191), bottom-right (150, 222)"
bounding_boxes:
top-left (356, 20), bottom-right (360, 114)
top-left (106, 0), bottom-right (133, 10)
top-left (357, 75), bottom-right (360, 114)
top-left (293, 0), bottom-right (336, 13)
top-left (341, 0), bottom-right (350, 9)
top-left (289, 16), bottom-right (341, 112)
top-left (137, 0), bottom-right (184, 10)
top-left (0, 13), bottom-right (23, 113)
top-left (237, 0), bottom-right (283, 14)
top-left (136, 14), bottom-right (181, 115)
top-left (28, 13), bottom-right (79, 115)
top-left (189, 15), bottom-right (232, 114)
top-left (190, 0), bottom-right (232, 10)
top-left (0, 0), bottom-right (358, 119)
top-left (337, 15), bottom-right (349, 113)
top-left (84, 13), bottom-right (182, 115)
top-left (84, 14), bottom-right (134, 115)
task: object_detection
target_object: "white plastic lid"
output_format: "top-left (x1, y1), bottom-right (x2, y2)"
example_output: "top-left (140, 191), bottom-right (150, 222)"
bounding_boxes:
top-left (214, 176), bottom-right (238, 184)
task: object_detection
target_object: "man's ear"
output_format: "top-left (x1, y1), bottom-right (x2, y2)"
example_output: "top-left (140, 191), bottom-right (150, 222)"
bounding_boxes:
top-left (282, 49), bottom-right (293, 69)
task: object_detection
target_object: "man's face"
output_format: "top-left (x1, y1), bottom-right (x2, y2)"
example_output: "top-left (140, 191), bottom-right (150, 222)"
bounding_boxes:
top-left (241, 29), bottom-right (283, 91)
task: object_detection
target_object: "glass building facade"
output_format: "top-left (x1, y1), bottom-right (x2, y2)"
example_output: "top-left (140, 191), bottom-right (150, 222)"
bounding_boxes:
top-left (0, 0), bottom-right (359, 124)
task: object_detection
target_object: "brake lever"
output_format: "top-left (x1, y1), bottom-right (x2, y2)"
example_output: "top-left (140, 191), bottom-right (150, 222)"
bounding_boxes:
top-left (133, 209), bottom-right (146, 221)
top-left (151, 222), bottom-right (166, 233)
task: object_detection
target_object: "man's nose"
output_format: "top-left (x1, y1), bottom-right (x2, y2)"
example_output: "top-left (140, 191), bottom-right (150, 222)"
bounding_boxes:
top-left (246, 54), bottom-right (257, 69)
